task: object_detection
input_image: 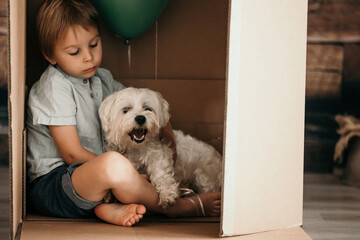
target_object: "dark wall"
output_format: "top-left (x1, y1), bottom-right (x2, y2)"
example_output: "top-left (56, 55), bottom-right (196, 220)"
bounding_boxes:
top-left (0, 0), bottom-right (8, 165)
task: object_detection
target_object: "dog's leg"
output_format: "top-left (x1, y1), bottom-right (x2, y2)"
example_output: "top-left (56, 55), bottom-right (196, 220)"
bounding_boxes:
top-left (145, 147), bottom-right (180, 208)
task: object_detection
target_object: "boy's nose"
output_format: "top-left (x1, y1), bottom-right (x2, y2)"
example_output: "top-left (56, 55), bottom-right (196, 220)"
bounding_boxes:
top-left (83, 49), bottom-right (93, 62)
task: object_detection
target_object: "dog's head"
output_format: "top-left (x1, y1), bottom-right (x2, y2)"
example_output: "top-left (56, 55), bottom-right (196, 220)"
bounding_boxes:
top-left (99, 87), bottom-right (170, 149)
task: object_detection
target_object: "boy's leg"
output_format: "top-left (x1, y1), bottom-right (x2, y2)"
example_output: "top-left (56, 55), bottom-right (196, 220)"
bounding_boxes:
top-left (71, 151), bottom-right (221, 221)
top-left (71, 152), bottom-right (162, 208)
top-left (70, 151), bottom-right (149, 226)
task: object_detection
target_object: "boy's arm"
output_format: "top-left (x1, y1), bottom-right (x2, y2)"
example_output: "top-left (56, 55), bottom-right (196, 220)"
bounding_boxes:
top-left (49, 125), bottom-right (97, 165)
top-left (160, 122), bottom-right (177, 165)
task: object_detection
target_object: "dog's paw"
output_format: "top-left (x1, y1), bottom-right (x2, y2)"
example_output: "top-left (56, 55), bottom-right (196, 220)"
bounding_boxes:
top-left (158, 189), bottom-right (179, 208)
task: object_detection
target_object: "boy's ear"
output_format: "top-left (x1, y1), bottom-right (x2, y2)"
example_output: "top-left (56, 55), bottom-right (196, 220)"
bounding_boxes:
top-left (43, 52), bottom-right (56, 65)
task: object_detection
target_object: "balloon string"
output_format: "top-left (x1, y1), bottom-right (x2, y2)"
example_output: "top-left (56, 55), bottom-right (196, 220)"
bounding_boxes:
top-left (155, 21), bottom-right (158, 81)
top-left (128, 44), bottom-right (131, 70)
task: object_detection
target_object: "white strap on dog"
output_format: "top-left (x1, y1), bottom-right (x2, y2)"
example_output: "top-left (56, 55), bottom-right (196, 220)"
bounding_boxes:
top-left (180, 188), bottom-right (206, 217)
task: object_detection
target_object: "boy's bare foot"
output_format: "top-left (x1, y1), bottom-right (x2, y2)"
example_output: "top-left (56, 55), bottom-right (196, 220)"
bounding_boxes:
top-left (166, 191), bottom-right (221, 218)
top-left (200, 192), bottom-right (221, 216)
top-left (94, 203), bottom-right (146, 227)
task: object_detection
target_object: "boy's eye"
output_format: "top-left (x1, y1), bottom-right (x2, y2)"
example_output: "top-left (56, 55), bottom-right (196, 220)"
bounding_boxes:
top-left (90, 42), bottom-right (98, 48)
top-left (69, 50), bottom-right (79, 56)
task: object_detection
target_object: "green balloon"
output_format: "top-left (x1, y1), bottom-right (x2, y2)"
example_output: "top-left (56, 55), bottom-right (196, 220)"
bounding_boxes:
top-left (92, 0), bottom-right (171, 40)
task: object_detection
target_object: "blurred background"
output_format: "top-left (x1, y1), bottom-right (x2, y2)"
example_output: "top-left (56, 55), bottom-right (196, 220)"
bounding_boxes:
top-left (0, 0), bottom-right (8, 239)
top-left (0, 0), bottom-right (7, 161)
top-left (305, 0), bottom-right (360, 173)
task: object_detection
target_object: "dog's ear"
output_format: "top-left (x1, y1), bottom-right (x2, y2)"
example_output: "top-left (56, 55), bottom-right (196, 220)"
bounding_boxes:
top-left (99, 93), bottom-right (118, 134)
top-left (155, 91), bottom-right (171, 128)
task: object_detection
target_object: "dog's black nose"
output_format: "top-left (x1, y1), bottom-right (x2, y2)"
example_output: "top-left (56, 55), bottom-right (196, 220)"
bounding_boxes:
top-left (135, 115), bottom-right (146, 126)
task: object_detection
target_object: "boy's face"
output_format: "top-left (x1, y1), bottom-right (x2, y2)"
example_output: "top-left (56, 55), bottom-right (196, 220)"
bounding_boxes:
top-left (46, 25), bottom-right (102, 79)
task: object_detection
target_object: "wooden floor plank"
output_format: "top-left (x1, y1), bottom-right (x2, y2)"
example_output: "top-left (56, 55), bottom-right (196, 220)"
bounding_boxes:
top-left (303, 174), bottom-right (360, 239)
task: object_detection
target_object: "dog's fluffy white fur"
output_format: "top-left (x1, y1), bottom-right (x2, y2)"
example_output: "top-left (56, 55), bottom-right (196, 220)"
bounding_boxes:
top-left (99, 87), bottom-right (222, 207)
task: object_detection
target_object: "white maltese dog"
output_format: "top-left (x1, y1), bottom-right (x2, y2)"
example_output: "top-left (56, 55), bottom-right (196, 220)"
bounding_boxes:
top-left (99, 87), bottom-right (222, 208)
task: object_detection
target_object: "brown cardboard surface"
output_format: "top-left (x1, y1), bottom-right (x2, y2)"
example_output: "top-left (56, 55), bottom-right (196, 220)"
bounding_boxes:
top-left (9, 0), bottom-right (26, 238)
top-left (20, 222), bottom-right (310, 240)
top-left (157, 0), bottom-right (228, 80)
top-left (100, 19), bottom-right (157, 80)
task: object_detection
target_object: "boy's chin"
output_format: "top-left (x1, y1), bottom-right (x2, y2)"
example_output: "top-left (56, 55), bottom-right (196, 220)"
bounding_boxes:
top-left (74, 70), bottom-right (97, 79)
top-left (81, 72), bottom-right (96, 79)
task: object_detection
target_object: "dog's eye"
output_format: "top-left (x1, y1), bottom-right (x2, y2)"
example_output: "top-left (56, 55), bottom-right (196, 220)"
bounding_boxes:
top-left (122, 107), bottom-right (130, 114)
top-left (144, 107), bottom-right (153, 112)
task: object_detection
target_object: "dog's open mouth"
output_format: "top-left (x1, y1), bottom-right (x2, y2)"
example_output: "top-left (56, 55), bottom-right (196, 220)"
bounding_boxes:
top-left (128, 128), bottom-right (148, 143)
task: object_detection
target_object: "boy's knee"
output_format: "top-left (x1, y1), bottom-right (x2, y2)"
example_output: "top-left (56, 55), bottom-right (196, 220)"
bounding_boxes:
top-left (100, 151), bottom-right (136, 185)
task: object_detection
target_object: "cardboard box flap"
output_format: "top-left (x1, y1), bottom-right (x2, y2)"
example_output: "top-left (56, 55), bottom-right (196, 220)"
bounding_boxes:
top-left (221, 0), bottom-right (307, 236)
top-left (9, 0), bottom-right (27, 239)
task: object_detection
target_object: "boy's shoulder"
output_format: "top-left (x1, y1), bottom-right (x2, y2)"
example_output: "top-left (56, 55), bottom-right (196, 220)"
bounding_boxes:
top-left (31, 65), bottom-right (73, 94)
top-left (43, 65), bottom-right (71, 83)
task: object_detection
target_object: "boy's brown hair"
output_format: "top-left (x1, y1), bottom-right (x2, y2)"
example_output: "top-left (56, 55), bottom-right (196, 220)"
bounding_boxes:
top-left (36, 0), bottom-right (99, 59)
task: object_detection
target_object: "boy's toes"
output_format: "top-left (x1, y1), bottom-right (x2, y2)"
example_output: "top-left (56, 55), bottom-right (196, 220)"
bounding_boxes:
top-left (94, 203), bottom-right (146, 227)
top-left (129, 216), bottom-right (136, 225)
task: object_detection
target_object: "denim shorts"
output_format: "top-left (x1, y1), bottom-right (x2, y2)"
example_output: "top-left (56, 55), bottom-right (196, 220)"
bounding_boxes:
top-left (30, 163), bottom-right (103, 218)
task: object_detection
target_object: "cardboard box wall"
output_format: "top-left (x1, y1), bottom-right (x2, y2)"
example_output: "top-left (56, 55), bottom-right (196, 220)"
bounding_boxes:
top-left (9, 0), bottom-right (309, 239)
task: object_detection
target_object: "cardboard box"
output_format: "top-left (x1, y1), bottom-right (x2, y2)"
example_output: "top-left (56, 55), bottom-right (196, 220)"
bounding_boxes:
top-left (8, 0), bottom-right (310, 239)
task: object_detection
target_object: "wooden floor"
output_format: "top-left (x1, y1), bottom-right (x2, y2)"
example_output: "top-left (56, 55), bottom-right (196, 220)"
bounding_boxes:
top-left (0, 166), bottom-right (359, 239)
top-left (303, 173), bottom-right (360, 240)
